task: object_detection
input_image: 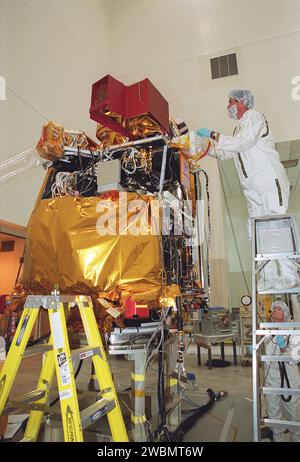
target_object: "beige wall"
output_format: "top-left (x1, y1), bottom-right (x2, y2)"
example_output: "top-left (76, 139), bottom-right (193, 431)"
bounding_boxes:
top-left (0, 0), bottom-right (110, 225)
top-left (109, 0), bottom-right (300, 140)
top-left (108, 0), bottom-right (300, 307)
top-left (1, 0), bottom-right (299, 226)
top-left (0, 233), bottom-right (25, 294)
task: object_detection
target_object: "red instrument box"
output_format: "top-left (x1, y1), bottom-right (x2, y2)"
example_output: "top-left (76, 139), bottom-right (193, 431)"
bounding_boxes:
top-left (90, 75), bottom-right (128, 136)
top-left (124, 296), bottom-right (149, 319)
top-left (90, 75), bottom-right (170, 139)
top-left (126, 78), bottom-right (170, 133)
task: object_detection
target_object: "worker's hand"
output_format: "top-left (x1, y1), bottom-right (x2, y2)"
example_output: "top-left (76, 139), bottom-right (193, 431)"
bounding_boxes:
top-left (196, 128), bottom-right (212, 138)
top-left (276, 335), bottom-right (287, 350)
top-left (247, 345), bottom-right (253, 354)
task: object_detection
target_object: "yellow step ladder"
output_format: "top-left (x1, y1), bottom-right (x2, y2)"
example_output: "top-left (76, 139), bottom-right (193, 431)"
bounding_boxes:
top-left (0, 292), bottom-right (128, 442)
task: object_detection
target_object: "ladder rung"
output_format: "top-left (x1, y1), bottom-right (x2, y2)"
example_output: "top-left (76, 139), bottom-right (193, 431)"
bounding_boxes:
top-left (261, 355), bottom-right (300, 362)
top-left (23, 344), bottom-right (53, 358)
top-left (254, 213), bottom-right (292, 221)
top-left (2, 389), bottom-right (46, 414)
top-left (262, 387), bottom-right (300, 396)
top-left (263, 418), bottom-right (300, 429)
top-left (256, 330), bottom-right (300, 336)
top-left (260, 322), bottom-right (300, 329)
top-left (80, 398), bottom-right (115, 430)
top-left (71, 345), bottom-right (101, 361)
top-left (255, 253), bottom-right (300, 261)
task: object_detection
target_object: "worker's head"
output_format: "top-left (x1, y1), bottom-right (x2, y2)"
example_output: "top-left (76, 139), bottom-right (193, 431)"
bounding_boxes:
top-left (271, 301), bottom-right (291, 322)
top-left (227, 89), bottom-right (254, 120)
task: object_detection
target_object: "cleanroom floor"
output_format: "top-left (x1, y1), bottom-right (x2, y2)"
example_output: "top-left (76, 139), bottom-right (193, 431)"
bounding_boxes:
top-left (3, 343), bottom-right (256, 442)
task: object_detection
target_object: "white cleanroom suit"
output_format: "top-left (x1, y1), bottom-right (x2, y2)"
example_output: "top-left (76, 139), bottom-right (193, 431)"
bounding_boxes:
top-left (264, 303), bottom-right (300, 442)
top-left (209, 108), bottom-right (299, 291)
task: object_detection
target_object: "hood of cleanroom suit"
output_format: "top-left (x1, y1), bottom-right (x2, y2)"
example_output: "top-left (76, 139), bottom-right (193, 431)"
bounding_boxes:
top-left (271, 300), bottom-right (292, 321)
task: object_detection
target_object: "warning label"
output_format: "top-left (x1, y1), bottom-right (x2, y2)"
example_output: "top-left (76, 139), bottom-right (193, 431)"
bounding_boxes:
top-left (57, 352), bottom-right (72, 386)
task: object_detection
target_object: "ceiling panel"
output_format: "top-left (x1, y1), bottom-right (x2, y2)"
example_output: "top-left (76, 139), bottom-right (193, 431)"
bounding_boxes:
top-left (275, 141), bottom-right (292, 151)
top-left (277, 147), bottom-right (291, 161)
top-left (109, 0), bottom-right (138, 10)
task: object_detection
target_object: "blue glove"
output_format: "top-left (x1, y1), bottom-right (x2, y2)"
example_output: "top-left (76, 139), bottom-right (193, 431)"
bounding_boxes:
top-left (276, 335), bottom-right (287, 349)
top-left (196, 128), bottom-right (212, 138)
top-left (247, 345), bottom-right (253, 354)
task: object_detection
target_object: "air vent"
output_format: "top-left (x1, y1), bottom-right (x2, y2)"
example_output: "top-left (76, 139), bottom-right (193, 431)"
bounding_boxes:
top-left (210, 53), bottom-right (238, 80)
top-left (1, 240), bottom-right (15, 252)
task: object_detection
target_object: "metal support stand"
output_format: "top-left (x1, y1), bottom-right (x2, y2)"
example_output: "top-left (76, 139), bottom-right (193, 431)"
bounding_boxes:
top-left (127, 350), bottom-right (147, 442)
top-left (108, 322), bottom-right (180, 442)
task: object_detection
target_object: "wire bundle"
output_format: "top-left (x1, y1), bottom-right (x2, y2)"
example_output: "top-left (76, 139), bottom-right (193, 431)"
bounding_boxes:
top-left (51, 171), bottom-right (77, 197)
top-left (121, 148), bottom-right (148, 175)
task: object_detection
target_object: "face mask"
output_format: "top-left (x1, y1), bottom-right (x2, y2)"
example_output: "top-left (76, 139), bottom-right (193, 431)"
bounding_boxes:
top-left (228, 104), bottom-right (238, 120)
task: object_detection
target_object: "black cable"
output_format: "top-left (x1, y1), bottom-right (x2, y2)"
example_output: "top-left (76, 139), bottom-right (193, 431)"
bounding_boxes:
top-left (198, 169), bottom-right (211, 290)
top-left (278, 361), bottom-right (292, 402)
top-left (77, 146), bottom-right (84, 175)
top-left (79, 150), bottom-right (99, 195)
top-left (205, 359), bottom-right (231, 368)
top-left (90, 149), bottom-right (95, 178)
top-left (157, 330), bottom-right (171, 442)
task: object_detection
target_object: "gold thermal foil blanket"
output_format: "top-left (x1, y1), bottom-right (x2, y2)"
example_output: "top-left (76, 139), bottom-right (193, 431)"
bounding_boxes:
top-left (23, 194), bottom-right (162, 304)
top-left (127, 115), bottom-right (165, 138)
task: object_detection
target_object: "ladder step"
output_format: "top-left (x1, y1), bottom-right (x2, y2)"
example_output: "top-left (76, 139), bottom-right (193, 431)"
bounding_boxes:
top-left (23, 344), bottom-right (53, 358)
top-left (22, 344), bottom-right (101, 360)
top-left (71, 345), bottom-right (101, 361)
top-left (262, 387), bottom-right (300, 396)
top-left (2, 389), bottom-right (46, 414)
top-left (256, 329), bottom-right (300, 336)
top-left (255, 253), bottom-right (300, 261)
top-left (80, 398), bottom-right (115, 430)
top-left (263, 418), bottom-right (300, 429)
top-left (261, 355), bottom-right (300, 362)
top-left (260, 322), bottom-right (300, 329)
